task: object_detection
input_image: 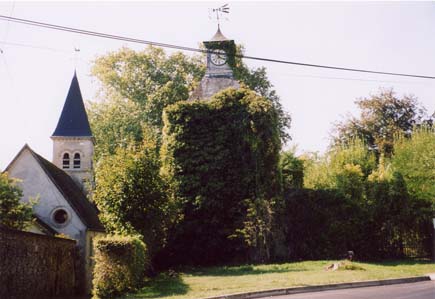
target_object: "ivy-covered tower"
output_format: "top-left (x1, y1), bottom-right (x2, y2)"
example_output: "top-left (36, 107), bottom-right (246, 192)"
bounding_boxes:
top-left (51, 72), bottom-right (94, 193)
top-left (190, 26), bottom-right (240, 100)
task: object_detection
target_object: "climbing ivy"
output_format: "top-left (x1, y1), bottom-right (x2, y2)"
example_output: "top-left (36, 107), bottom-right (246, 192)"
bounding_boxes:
top-left (159, 88), bottom-right (281, 266)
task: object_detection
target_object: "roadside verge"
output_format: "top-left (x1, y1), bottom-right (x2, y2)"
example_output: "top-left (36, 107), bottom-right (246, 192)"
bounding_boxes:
top-left (203, 276), bottom-right (432, 299)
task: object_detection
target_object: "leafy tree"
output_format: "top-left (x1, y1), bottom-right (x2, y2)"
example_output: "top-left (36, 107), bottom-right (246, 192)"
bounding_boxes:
top-left (234, 197), bottom-right (274, 263)
top-left (89, 45), bottom-right (291, 160)
top-left (233, 45), bottom-right (291, 143)
top-left (391, 127), bottom-right (435, 203)
top-left (333, 89), bottom-right (433, 157)
top-left (335, 164), bottom-right (365, 201)
top-left (304, 138), bottom-right (375, 190)
top-left (0, 173), bottom-right (33, 230)
top-left (92, 46), bottom-right (204, 130)
top-left (93, 126), bottom-right (176, 258)
top-left (279, 149), bottom-right (304, 190)
top-left (87, 96), bottom-right (146, 160)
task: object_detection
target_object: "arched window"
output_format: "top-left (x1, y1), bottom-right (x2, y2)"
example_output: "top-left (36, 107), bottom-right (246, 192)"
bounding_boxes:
top-left (73, 153), bottom-right (81, 169)
top-left (62, 153), bottom-right (70, 169)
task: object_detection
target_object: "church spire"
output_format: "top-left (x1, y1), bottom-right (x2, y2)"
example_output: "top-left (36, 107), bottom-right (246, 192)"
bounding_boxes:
top-left (52, 72), bottom-right (92, 137)
top-left (210, 25), bottom-right (229, 42)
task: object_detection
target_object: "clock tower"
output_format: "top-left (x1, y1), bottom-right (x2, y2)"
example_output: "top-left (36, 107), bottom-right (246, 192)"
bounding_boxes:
top-left (190, 26), bottom-right (240, 100)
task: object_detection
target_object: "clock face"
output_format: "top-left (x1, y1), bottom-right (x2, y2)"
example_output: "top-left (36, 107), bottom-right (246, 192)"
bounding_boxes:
top-left (210, 50), bottom-right (227, 66)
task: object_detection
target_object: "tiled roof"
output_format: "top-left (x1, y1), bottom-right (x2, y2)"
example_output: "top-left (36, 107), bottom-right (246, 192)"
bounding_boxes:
top-left (52, 72), bottom-right (93, 137)
top-left (27, 146), bottom-right (104, 231)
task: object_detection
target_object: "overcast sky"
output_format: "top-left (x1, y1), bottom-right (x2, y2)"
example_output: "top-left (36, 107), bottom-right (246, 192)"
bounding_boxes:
top-left (1, 1), bottom-right (435, 170)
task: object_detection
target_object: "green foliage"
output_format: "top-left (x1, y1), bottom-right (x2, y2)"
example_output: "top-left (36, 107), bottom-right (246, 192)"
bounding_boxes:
top-left (88, 96), bottom-right (146, 160)
top-left (92, 235), bottom-right (149, 299)
top-left (159, 88), bottom-right (281, 266)
top-left (279, 149), bottom-right (304, 190)
top-left (90, 45), bottom-right (291, 160)
top-left (92, 46), bottom-right (204, 130)
top-left (233, 45), bottom-right (291, 143)
top-left (0, 173), bottom-right (33, 230)
top-left (335, 164), bottom-right (364, 201)
top-left (304, 138), bottom-right (375, 190)
top-left (365, 170), bottom-right (433, 258)
top-left (290, 132), bottom-right (433, 260)
top-left (93, 127), bottom-right (176, 258)
top-left (391, 127), bottom-right (435, 203)
top-left (283, 189), bottom-right (362, 260)
top-left (233, 197), bottom-right (274, 263)
top-left (333, 89), bottom-right (433, 156)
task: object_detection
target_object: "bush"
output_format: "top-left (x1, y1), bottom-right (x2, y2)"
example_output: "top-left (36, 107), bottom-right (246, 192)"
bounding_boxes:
top-left (93, 130), bottom-right (176, 260)
top-left (92, 235), bottom-right (149, 299)
top-left (282, 188), bottom-right (363, 260)
top-left (0, 172), bottom-right (33, 229)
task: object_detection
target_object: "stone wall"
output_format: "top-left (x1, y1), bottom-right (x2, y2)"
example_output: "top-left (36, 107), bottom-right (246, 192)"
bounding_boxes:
top-left (0, 226), bottom-right (78, 298)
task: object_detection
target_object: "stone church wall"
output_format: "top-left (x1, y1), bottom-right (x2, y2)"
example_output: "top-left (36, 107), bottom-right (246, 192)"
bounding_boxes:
top-left (0, 226), bottom-right (78, 298)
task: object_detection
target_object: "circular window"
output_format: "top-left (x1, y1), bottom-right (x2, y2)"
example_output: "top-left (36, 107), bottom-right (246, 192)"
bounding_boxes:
top-left (52, 208), bottom-right (70, 226)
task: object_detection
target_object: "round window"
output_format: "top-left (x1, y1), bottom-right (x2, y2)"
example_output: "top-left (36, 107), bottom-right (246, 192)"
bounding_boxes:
top-left (52, 208), bottom-right (69, 225)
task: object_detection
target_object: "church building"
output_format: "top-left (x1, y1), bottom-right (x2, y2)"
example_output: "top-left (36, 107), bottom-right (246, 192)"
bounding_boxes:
top-left (5, 72), bottom-right (104, 292)
top-left (190, 26), bottom-right (240, 100)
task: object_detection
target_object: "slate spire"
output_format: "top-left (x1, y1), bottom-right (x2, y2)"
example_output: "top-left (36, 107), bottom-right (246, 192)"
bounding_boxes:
top-left (52, 72), bottom-right (92, 137)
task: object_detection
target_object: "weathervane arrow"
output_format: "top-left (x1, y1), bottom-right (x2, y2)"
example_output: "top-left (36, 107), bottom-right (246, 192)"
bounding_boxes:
top-left (211, 4), bottom-right (230, 28)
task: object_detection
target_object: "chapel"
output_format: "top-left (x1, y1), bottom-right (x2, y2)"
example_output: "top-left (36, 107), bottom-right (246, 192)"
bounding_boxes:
top-left (5, 72), bottom-right (104, 292)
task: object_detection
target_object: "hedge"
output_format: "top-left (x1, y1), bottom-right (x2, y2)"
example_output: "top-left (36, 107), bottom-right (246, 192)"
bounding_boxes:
top-left (281, 188), bottom-right (433, 261)
top-left (92, 235), bottom-right (148, 299)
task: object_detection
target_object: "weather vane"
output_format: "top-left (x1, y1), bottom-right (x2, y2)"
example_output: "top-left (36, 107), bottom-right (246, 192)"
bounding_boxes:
top-left (209, 4), bottom-right (230, 29)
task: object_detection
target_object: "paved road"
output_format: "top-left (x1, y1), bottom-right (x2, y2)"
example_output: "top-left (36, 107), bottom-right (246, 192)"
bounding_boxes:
top-left (270, 281), bottom-right (435, 299)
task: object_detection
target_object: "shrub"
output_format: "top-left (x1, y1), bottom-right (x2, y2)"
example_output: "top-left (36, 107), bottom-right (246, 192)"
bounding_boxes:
top-left (92, 235), bottom-right (148, 299)
top-left (93, 129), bottom-right (176, 260)
top-left (0, 172), bottom-right (33, 229)
top-left (282, 188), bottom-right (363, 260)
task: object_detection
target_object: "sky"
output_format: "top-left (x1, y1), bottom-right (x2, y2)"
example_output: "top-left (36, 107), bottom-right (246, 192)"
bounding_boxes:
top-left (1, 1), bottom-right (435, 170)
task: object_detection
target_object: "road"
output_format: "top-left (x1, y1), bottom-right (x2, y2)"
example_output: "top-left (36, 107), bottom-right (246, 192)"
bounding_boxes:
top-left (269, 281), bottom-right (435, 299)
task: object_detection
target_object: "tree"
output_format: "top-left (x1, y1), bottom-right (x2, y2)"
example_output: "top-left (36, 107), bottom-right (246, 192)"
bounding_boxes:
top-left (279, 149), bottom-right (304, 190)
top-left (233, 46), bottom-right (291, 143)
top-left (0, 173), bottom-right (33, 230)
top-left (92, 46), bottom-right (204, 130)
top-left (89, 45), bottom-right (291, 159)
top-left (391, 127), bottom-right (435, 203)
top-left (304, 138), bottom-right (376, 190)
top-left (93, 126), bottom-right (176, 258)
top-left (333, 89), bottom-right (433, 157)
top-left (87, 96), bottom-right (146, 160)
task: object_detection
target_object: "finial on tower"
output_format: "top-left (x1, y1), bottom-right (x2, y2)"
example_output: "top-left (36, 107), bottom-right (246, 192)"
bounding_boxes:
top-left (209, 4), bottom-right (230, 41)
top-left (210, 4), bottom-right (229, 31)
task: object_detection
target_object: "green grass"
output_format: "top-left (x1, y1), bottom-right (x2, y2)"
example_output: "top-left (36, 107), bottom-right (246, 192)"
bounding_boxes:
top-left (126, 260), bottom-right (435, 299)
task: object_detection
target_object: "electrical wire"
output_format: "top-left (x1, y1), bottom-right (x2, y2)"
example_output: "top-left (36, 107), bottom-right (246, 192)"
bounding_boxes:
top-left (270, 71), bottom-right (428, 85)
top-left (0, 15), bottom-right (435, 80)
top-left (0, 41), bottom-right (71, 53)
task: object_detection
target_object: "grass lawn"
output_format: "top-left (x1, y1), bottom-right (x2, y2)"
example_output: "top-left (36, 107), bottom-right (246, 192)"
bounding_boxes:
top-left (126, 260), bottom-right (435, 299)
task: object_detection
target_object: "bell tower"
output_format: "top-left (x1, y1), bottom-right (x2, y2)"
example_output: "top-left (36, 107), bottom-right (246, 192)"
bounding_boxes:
top-left (190, 26), bottom-right (240, 100)
top-left (51, 72), bottom-right (94, 193)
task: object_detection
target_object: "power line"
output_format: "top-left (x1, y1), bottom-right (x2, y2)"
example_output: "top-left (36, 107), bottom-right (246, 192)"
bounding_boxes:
top-left (271, 71), bottom-right (428, 85)
top-left (0, 41), bottom-right (70, 53)
top-left (1, 14), bottom-right (435, 80)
